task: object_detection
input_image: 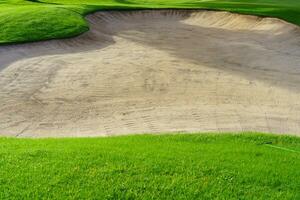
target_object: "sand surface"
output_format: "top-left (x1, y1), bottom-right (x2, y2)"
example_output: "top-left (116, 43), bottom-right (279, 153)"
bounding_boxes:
top-left (0, 10), bottom-right (300, 137)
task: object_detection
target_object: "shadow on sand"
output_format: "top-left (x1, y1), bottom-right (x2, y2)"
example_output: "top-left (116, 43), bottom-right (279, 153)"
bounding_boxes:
top-left (1, 10), bottom-right (300, 92)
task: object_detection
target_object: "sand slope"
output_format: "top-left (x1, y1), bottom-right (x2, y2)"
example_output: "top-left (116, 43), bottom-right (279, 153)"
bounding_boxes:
top-left (0, 10), bottom-right (300, 137)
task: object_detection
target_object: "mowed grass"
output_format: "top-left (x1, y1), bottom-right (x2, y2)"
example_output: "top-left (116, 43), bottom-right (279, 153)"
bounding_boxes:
top-left (0, 133), bottom-right (299, 199)
top-left (0, 0), bottom-right (300, 44)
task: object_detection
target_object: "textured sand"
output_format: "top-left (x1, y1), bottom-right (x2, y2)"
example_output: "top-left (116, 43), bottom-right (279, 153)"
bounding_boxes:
top-left (0, 10), bottom-right (300, 137)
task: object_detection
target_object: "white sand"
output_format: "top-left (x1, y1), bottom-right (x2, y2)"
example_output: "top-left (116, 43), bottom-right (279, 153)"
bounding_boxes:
top-left (0, 10), bottom-right (300, 137)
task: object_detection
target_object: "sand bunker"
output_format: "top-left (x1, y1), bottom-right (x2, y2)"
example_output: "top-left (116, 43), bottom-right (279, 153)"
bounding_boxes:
top-left (0, 10), bottom-right (300, 137)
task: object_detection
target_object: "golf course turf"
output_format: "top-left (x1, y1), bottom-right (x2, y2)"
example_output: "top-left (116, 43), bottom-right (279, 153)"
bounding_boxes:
top-left (1, 1), bottom-right (300, 199)
top-left (0, 133), bottom-right (299, 199)
top-left (0, 0), bottom-right (300, 44)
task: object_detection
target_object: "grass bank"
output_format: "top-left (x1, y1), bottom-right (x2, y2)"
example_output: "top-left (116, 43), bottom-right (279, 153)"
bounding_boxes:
top-left (0, 0), bottom-right (300, 44)
top-left (0, 133), bottom-right (299, 199)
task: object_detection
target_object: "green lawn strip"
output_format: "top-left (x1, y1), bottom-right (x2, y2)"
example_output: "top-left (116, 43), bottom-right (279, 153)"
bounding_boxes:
top-left (0, 133), bottom-right (299, 199)
top-left (0, 0), bottom-right (300, 44)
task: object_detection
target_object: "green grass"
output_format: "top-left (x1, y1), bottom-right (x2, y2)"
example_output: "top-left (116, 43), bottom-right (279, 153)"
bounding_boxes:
top-left (0, 0), bottom-right (300, 44)
top-left (0, 133), bottom-right (299, 199)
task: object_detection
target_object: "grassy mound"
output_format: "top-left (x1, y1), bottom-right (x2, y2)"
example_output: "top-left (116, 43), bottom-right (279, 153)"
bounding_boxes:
top-left (0, 134), bottom-right (299, 199)
top-left (0, 5), bottom-right (88, 44)
top-left (0, 0), bottom-right (300, 44)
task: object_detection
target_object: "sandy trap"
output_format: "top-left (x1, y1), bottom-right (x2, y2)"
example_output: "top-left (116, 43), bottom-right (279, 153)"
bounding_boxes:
top-left (0, 10), bottom-right (300, 137)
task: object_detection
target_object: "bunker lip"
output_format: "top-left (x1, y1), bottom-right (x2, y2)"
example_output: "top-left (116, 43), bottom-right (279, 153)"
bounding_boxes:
top-left (0, 10), bottom-right (300, 138)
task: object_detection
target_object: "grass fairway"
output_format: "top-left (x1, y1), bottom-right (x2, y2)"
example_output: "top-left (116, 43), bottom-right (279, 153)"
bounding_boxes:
top-left (0, 134), bottom-right (299, 199)
top-left (0, 0), bottom-right (300, 44)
